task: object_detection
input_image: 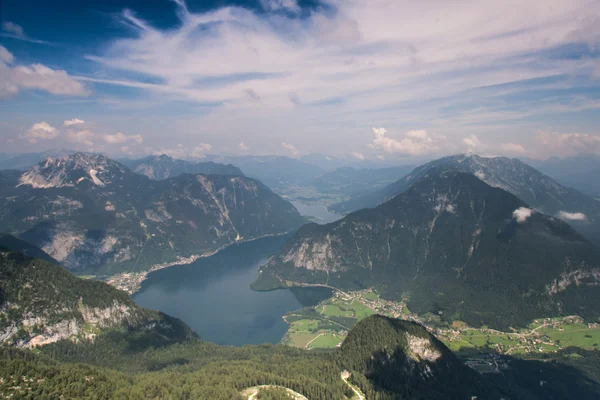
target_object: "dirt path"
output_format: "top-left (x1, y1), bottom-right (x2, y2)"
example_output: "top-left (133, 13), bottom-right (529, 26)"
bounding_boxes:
top-left (241, 385), bottom-right (308, 400)
top-left (341, 371), bottom-right (366, 400)
top-left (305, 332), bottom-right (324, 348)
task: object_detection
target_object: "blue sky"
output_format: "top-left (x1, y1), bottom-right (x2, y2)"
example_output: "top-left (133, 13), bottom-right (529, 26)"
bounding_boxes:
top-left (1, 0), bottom-right (600, 161)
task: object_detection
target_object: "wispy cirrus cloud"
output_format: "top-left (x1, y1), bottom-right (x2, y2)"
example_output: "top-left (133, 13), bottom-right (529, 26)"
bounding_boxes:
top-left (65, 0), bottom-right (600, 158)
top-left (84, 0), bottom-right (600, 110)
top-left (2, 22), bottom-right (24, 38)
top-left (2, 1), bottom-right (599, 159)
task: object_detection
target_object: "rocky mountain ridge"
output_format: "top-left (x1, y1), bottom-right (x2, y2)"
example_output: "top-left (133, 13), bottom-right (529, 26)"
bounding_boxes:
top-left (0, 153), bottom-right (304, 274)
top-left (338, 153), bottom-right (600, 218)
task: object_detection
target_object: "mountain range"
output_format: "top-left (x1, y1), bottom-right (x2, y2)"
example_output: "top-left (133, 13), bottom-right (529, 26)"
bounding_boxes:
top-left (119, 154), bottom-right (243, 180)
top-left (262, 167), bottom-right (600, 328)
top-left (330, 153), bottom-right (600, 245)
top-left (0, 153), bottom-right (304, 274)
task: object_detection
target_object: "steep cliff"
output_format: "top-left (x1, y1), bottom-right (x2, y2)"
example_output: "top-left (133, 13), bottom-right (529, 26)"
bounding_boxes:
top-left (0, 250), bottom-right (195, 348)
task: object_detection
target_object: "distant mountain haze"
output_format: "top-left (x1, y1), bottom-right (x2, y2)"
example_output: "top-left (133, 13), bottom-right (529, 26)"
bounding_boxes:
top-left (531, 155), bottom-right (600, 198)
top-left (119, 154), bottom-right (243, 180)
top-left (0, 149), bottom-right (76, 171)
top-left (313, 165), bottom-right (415, 197)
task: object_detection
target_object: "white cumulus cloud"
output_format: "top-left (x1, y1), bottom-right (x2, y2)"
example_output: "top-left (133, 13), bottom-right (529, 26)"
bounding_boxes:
top-left (239, 142), bottom-right (249, 153)
top-left (0, 46), bottom-right (88, 98)
top-left (513, 207), bottom-right (534, 223)
top-left (281, 142), bottom-right (299, 157)
top-left (64, 118), bottom-right (85, 126)
top-left (152, 143), bottom-right (212, 159)
top-left (559, 211), bottom-right (587, 221)
top-left (102, 132), bottom-right (143, 145)
top-left (500, 142), bottom-right (526, 154)
top-left (65, 129), bottom-right (94, 146)
top-left (369, 127), bottom-right (446, 156)
top-left (536, 130), bottom-right (600, 157)
top-left (191, 143), bottom-right (213, 158)
top-left (20, 122), bottom-right (58, 143)
top-left (463, 135), bottom-right (487, 153)
top-left (351, 151), bottom-right (365, 160)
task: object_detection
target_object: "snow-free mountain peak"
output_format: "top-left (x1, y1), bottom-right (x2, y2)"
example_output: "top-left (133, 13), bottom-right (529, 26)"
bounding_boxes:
top-left (17, 152), bottom-right (129, 189)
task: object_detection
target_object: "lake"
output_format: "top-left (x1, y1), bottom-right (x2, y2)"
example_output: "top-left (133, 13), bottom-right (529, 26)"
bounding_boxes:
top-left (291, 201), bottom-right (342, 224)
top-left (133, 235), bottom-right (332, 346)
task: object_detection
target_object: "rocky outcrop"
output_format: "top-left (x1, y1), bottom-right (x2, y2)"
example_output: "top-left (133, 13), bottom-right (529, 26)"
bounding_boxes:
top-left (0, 300), bottom-right (134, 348)
top-left (405, 334), bottom-right (441, 362)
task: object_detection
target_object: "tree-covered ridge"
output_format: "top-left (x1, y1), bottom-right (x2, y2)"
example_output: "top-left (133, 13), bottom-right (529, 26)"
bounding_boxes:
top-left (0, 233), bottom-right (58, 264)
top-left (0, 250), bottom-right (195, 347)
top-left (264, 170), bottom-right (600, 328)
top-left (4, 314), bottom-right (599, 399)
top-left (339, 316), bottom-right (503, 399)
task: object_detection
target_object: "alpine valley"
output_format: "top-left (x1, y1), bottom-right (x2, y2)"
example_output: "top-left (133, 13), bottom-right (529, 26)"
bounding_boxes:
top-left (1, 248), bottom-right (598, 399)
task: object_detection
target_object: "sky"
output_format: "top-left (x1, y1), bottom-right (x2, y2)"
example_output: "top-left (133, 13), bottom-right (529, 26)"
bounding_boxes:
top-left (1, 0), bottom-right (600, 162)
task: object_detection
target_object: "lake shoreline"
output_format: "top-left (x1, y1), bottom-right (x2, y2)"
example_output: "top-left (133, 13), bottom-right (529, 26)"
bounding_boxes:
top-left (132, 236), bottom-right (333, 346)
top-left (106, 230), bottom-right (295, 295)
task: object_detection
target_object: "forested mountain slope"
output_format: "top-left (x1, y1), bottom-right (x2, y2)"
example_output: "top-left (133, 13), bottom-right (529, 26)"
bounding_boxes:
top-left (264, 169), bottom-right (600, 328)
top-left (0, 249), bottom-right (195, 348)
top-left (0, 233), bottom-right (58, 264)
